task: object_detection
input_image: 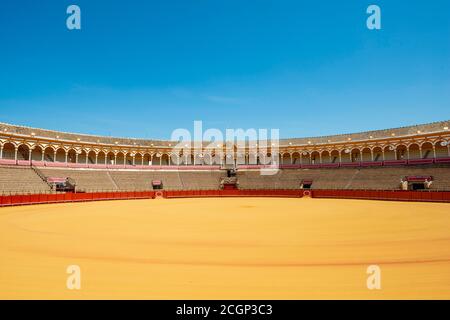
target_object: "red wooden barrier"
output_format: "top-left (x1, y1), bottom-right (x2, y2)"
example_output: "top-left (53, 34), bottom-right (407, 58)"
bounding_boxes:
top-left (3, 195), bottom-right (12, 205)
top-left (2, 189), bottom-right (450, 208)
top-left (311, 189), bottom-right (450, 203)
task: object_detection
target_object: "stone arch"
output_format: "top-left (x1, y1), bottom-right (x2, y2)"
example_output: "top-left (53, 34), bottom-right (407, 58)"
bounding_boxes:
top-left (1, 142), bottom-right (16, 159)
top-left (193, 153), bottom-right (203, 166)
top-left (152, 153), bottom-right (163, 165)
top-left (202, 153), bottom-right (212, 165)
top-left (340, 148), bottom-right (352, 163)
top-left (372, 146), bottom-right (383, 161)
top-left (116, 152), bottom-right (125, 165)
top-left (31, 145), bottom-right (44, 161)
top-left (396, 144), bottom-right (407, 160)
top-left (135, 153), bottom-right (143, 166)
top-left (408, 143), bottom-right (421, 160)
top-left (421, 142), bottom-right (434, 159)
top-left (361, 147), bottom-right (372, 162)
top-left (125, 153), bottom-right (134, 165)
top-left (143, 153), bottom-right (151, 166)
top-left (55, 148), bottom-right (66, 162)
top-left (434, 140), bottom-right (449, 158)
top-left (281, 153), bottom-right (291, 165)
top-left (310, 151), bottom-right (320, 164)
top-left (44, 146), bottom-right (55, 162)
top-left (106, 152), bottom-right (115, 165)
top-left (330, 150), bottom-right (340, 163)
top-left (17, 144), bottom-right (30, 161)
top-left (78, 150), bottom-right (88, 164)
top-left (383, 145), bottom-right (396, 161)
top-left (320, 150), bottom-right (331, 164)
top-left (87, 151), bottom-right (96, 164)
top-left (160, 153), bottom-right (169, 166)
top-left (66, 149), bottom-right (76, 163)
top-left (225, 153), bottom-right (234, 165)
top-left (301, 151), bottom-right (310, 164)
top-left (350, 148), bottom-right (361, 163)
top-left (97, 151), bottom-right (106, 164)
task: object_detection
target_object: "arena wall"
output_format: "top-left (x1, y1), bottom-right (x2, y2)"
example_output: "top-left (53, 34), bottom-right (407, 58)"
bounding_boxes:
top-left (1, 189), bottom-right (450, 208)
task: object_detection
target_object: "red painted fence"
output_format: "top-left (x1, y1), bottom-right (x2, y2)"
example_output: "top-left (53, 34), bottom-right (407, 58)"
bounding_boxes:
top-left (0, 191), bottom-right (156, 207)
top-left (1, 189), bottom-right (449, 207)
top-left (164, 189), bottom-right (304, 198)
top-left (311, 189), bottom-right (450, 202)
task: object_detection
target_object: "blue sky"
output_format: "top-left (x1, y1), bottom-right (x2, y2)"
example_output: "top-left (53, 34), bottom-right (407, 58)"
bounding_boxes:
top-left (0, 0), bottom-right (449, 139)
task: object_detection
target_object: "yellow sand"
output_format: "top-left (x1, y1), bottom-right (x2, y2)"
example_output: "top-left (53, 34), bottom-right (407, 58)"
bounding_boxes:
top-left (0, 198), bottom-right (449, 300)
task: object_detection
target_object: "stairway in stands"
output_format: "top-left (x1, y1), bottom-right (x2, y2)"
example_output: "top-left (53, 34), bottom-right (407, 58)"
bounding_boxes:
top-left (106, 171), bottom-right (119, 191)
top-left (31, 166), bottom-right (53, 189)
top-left (344, 169), bottom-right (360, 189)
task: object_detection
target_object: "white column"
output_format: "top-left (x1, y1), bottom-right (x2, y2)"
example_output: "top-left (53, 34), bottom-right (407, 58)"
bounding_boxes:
top-left (28, 149), bottom-right (32, 163)
top-left (14, 147), bottom-right (18, 161)
top-left (65, 151), bottom-right (68, 163)
top-left (0, 146), bottom-right (3, 159)
top-left (433, 146), bottom-right (436, 159)
top-left (370, 149), bottom-right (374, 161)
top-left (95, 154), bottom-right (98, 164)
top-left (132, 156), bottom-right (135, 166)
top-left (75, 153), bottom-right (79, 163)
top-left (41, 150), bottom-right (45, 162)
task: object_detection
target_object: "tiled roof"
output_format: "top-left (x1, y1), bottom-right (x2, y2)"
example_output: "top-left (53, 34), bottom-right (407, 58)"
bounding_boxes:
top-left (0, 121), bottom-right (449, 147)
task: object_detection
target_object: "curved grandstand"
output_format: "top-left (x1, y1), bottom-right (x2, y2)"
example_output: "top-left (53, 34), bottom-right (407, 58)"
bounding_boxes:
top-left (0, 121), bottom-right (450, 197)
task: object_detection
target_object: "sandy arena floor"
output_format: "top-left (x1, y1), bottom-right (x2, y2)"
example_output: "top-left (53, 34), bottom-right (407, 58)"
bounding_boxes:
top-left (0, 197), bottom-right (449, 299)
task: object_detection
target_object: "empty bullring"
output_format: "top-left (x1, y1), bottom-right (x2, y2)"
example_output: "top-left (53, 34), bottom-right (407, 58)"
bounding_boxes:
top-left (0, 121), bottom-right (449, 299)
